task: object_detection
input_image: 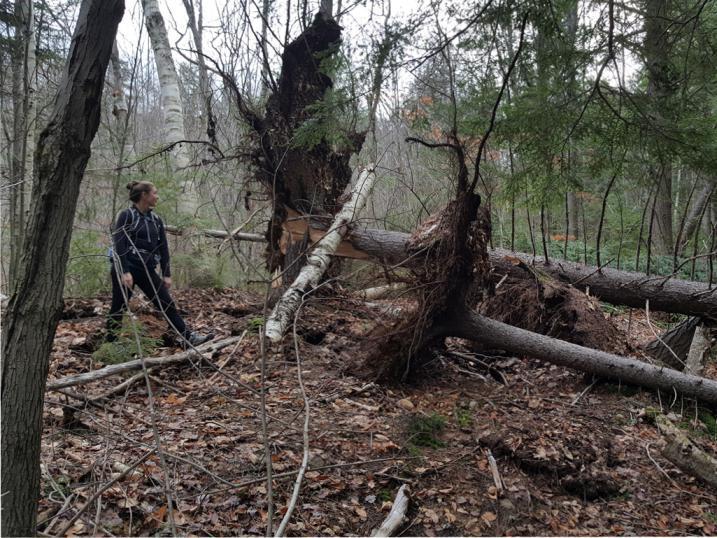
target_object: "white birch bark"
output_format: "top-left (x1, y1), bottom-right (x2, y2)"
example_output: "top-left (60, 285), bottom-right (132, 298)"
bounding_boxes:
top-left (372, 485), bottom-right (410, 537)
top-left (141, 0), bottom-right (190, 171)
top-left (265, 166), bottom-right (376, 342)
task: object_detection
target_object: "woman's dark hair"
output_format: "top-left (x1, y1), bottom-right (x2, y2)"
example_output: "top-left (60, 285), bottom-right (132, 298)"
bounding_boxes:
top-left (126, 181), bottom-right (155, 203)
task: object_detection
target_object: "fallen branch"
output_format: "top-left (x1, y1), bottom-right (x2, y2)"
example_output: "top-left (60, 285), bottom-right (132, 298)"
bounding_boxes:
top-left (372, 484), bottom-right (410, 537)
top-left (265, 166), bottom-right (376, 342)
top-left (164, 224), bottom-right (264, 243)
top-left (655, 414), bottom-right (717, 489)
top-left (444, 310), bottom-right (717, 406)
top-left (46, 336), bottom-right (242, 391)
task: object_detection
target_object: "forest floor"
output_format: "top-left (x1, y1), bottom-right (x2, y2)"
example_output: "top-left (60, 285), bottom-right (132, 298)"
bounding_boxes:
top-left (40, 288), bottom-right (717, 536)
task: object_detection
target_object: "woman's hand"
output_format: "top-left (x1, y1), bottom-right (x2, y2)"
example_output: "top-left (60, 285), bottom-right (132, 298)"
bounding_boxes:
top-left (163, 276), bottom-right (172, 289)
top-left (121, 272), bottom-right (133, 288)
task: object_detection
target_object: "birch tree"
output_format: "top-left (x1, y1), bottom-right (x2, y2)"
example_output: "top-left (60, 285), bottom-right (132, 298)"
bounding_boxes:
top-left (141, 0), bottom-right (190, 170)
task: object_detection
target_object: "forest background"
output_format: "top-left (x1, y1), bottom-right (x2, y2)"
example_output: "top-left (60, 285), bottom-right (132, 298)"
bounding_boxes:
top-left (2, 0), bottom-right (716, 299)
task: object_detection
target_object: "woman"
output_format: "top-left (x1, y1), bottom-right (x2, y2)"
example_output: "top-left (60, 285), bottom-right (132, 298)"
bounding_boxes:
top-left (106, 180), bottom-right (213, 347)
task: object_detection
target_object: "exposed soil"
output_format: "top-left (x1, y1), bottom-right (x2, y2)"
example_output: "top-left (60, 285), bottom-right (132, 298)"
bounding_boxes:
top-left (40, 289), bottom-right (717, 536)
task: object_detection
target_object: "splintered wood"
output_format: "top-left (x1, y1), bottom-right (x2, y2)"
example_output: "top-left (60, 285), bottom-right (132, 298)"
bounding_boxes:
top-left (265, 166), bottom-right (376, 343)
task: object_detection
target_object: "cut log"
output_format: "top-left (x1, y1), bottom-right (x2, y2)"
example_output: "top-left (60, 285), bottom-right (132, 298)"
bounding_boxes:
top-left (46, 336), bottom-right (242, 391)
top-left (443, 310), bottom-right (717, 406)
top-left (655, 414), bottom-right (717, 489)
top-left (264, 166), bottom-right (376, 343)
top-left (204, 220), bottom-right (717, 318)
top-left (371, 484), bottom-right (410, 537)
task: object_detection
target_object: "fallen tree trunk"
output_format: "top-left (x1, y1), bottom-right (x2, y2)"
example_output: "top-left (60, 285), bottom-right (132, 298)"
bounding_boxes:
top-left (265, 166), bottom-right (375, 342)
top-left (47, 336), bottom-right (242, 391)
top-left (655, 414), bottom-right (717, 489)
top-left (442, 310), bottom-right (717, 406)
top-left (200, 222), bottom-right (717, 318)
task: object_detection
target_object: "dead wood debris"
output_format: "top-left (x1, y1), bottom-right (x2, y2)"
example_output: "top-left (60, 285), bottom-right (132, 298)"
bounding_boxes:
top-left (40, 289), bottom-right (717, 536)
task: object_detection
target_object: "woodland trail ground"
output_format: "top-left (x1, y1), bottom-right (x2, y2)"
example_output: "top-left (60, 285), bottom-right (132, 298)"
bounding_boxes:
top-left (41, 288), bottom-right (717, 536)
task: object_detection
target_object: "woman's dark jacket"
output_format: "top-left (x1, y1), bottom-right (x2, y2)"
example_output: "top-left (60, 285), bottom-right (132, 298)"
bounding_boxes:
top-left (111, 206), bottom-right (171, 276)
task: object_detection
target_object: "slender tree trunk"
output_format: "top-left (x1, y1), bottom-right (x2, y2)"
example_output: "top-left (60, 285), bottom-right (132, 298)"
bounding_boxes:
top-left (678, 178), bottom-right (713, 256)
top-left (259, 0), bottom-right (273, 99)
top-left (0, 1), bottom-right (124, 535)
top-left (141, 0), bottom-right (190, 170)
top-left (182, 0), bottom-right (217, 145)
top-left (8, 0), bottom-right (35, 289)
top-left (110, 39), bottom-right (133, 216)
top-left (644, 0), bottom-right (674, 255)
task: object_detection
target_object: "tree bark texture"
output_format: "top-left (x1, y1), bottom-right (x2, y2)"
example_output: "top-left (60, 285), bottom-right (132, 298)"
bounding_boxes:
top-left (444, 310), bottom-right (717, 406)
top-left (0, 1), bottom-right (124, 534)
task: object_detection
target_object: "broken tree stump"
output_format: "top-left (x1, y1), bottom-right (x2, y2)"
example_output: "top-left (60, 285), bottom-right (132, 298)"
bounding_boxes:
top-left (265, 166), bottom-right (376, 343)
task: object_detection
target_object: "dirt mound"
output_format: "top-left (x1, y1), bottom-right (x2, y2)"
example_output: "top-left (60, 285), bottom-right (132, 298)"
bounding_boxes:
top-left (480, 269), bottom-right (628, 354)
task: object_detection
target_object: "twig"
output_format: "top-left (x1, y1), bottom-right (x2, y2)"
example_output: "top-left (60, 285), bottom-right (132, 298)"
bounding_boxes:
top-left (486, 449), bottom-right (504, 495)
top-left (274, 303), bottom-right (312, 536)
top-left (571, 379), bottom-right (597, 405)
top-left (55, 451), bottom-right (154, 536)
top-left (91, 369), bottom-right (152, 401)
top-left (208, 330), bottom-right (247, 383)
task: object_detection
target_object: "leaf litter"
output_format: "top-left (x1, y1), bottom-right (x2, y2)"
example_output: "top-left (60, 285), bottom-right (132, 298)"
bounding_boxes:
top-left (40, 288), bottom-right (717, 536)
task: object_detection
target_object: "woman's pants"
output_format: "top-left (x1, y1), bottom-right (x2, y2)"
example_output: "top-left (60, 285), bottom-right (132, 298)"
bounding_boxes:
top-left (106, 266), bottom-right (187, 339)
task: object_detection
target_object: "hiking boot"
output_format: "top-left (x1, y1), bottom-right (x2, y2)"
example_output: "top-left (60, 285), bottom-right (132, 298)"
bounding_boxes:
top-left (183, 331), bottom-right (214, 347)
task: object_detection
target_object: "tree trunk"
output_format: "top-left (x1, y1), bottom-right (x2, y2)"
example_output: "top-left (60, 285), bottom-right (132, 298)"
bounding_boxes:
top-left (652, 164), bottom-right (674, 255)
top-left (290, 222), bottom-right (717, 318)
top-left (8, 0), bottom-right (35, 289)
top-left (443, 310), bottom-right (717, 406)
top-left (199, 221), bottom-right (717, 318)
top-left (109, 39), bottom-right (133, 216)
top-left (0, 1), bottom-right (124, 535)
top-left (677, 178), bottom-right (713, 257)
top-left (644, 0), bottom-right (674, 255)
top-left (181, 0), bottom-right (216, 145)
top-left (141, 0), bottom-right (190, 170)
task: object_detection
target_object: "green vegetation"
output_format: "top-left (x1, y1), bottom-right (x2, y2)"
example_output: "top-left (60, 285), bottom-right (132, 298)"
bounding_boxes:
top-left (405, 412), bottom-right (446, 449)
top-left (92, 317), bottom-right (161, 365)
